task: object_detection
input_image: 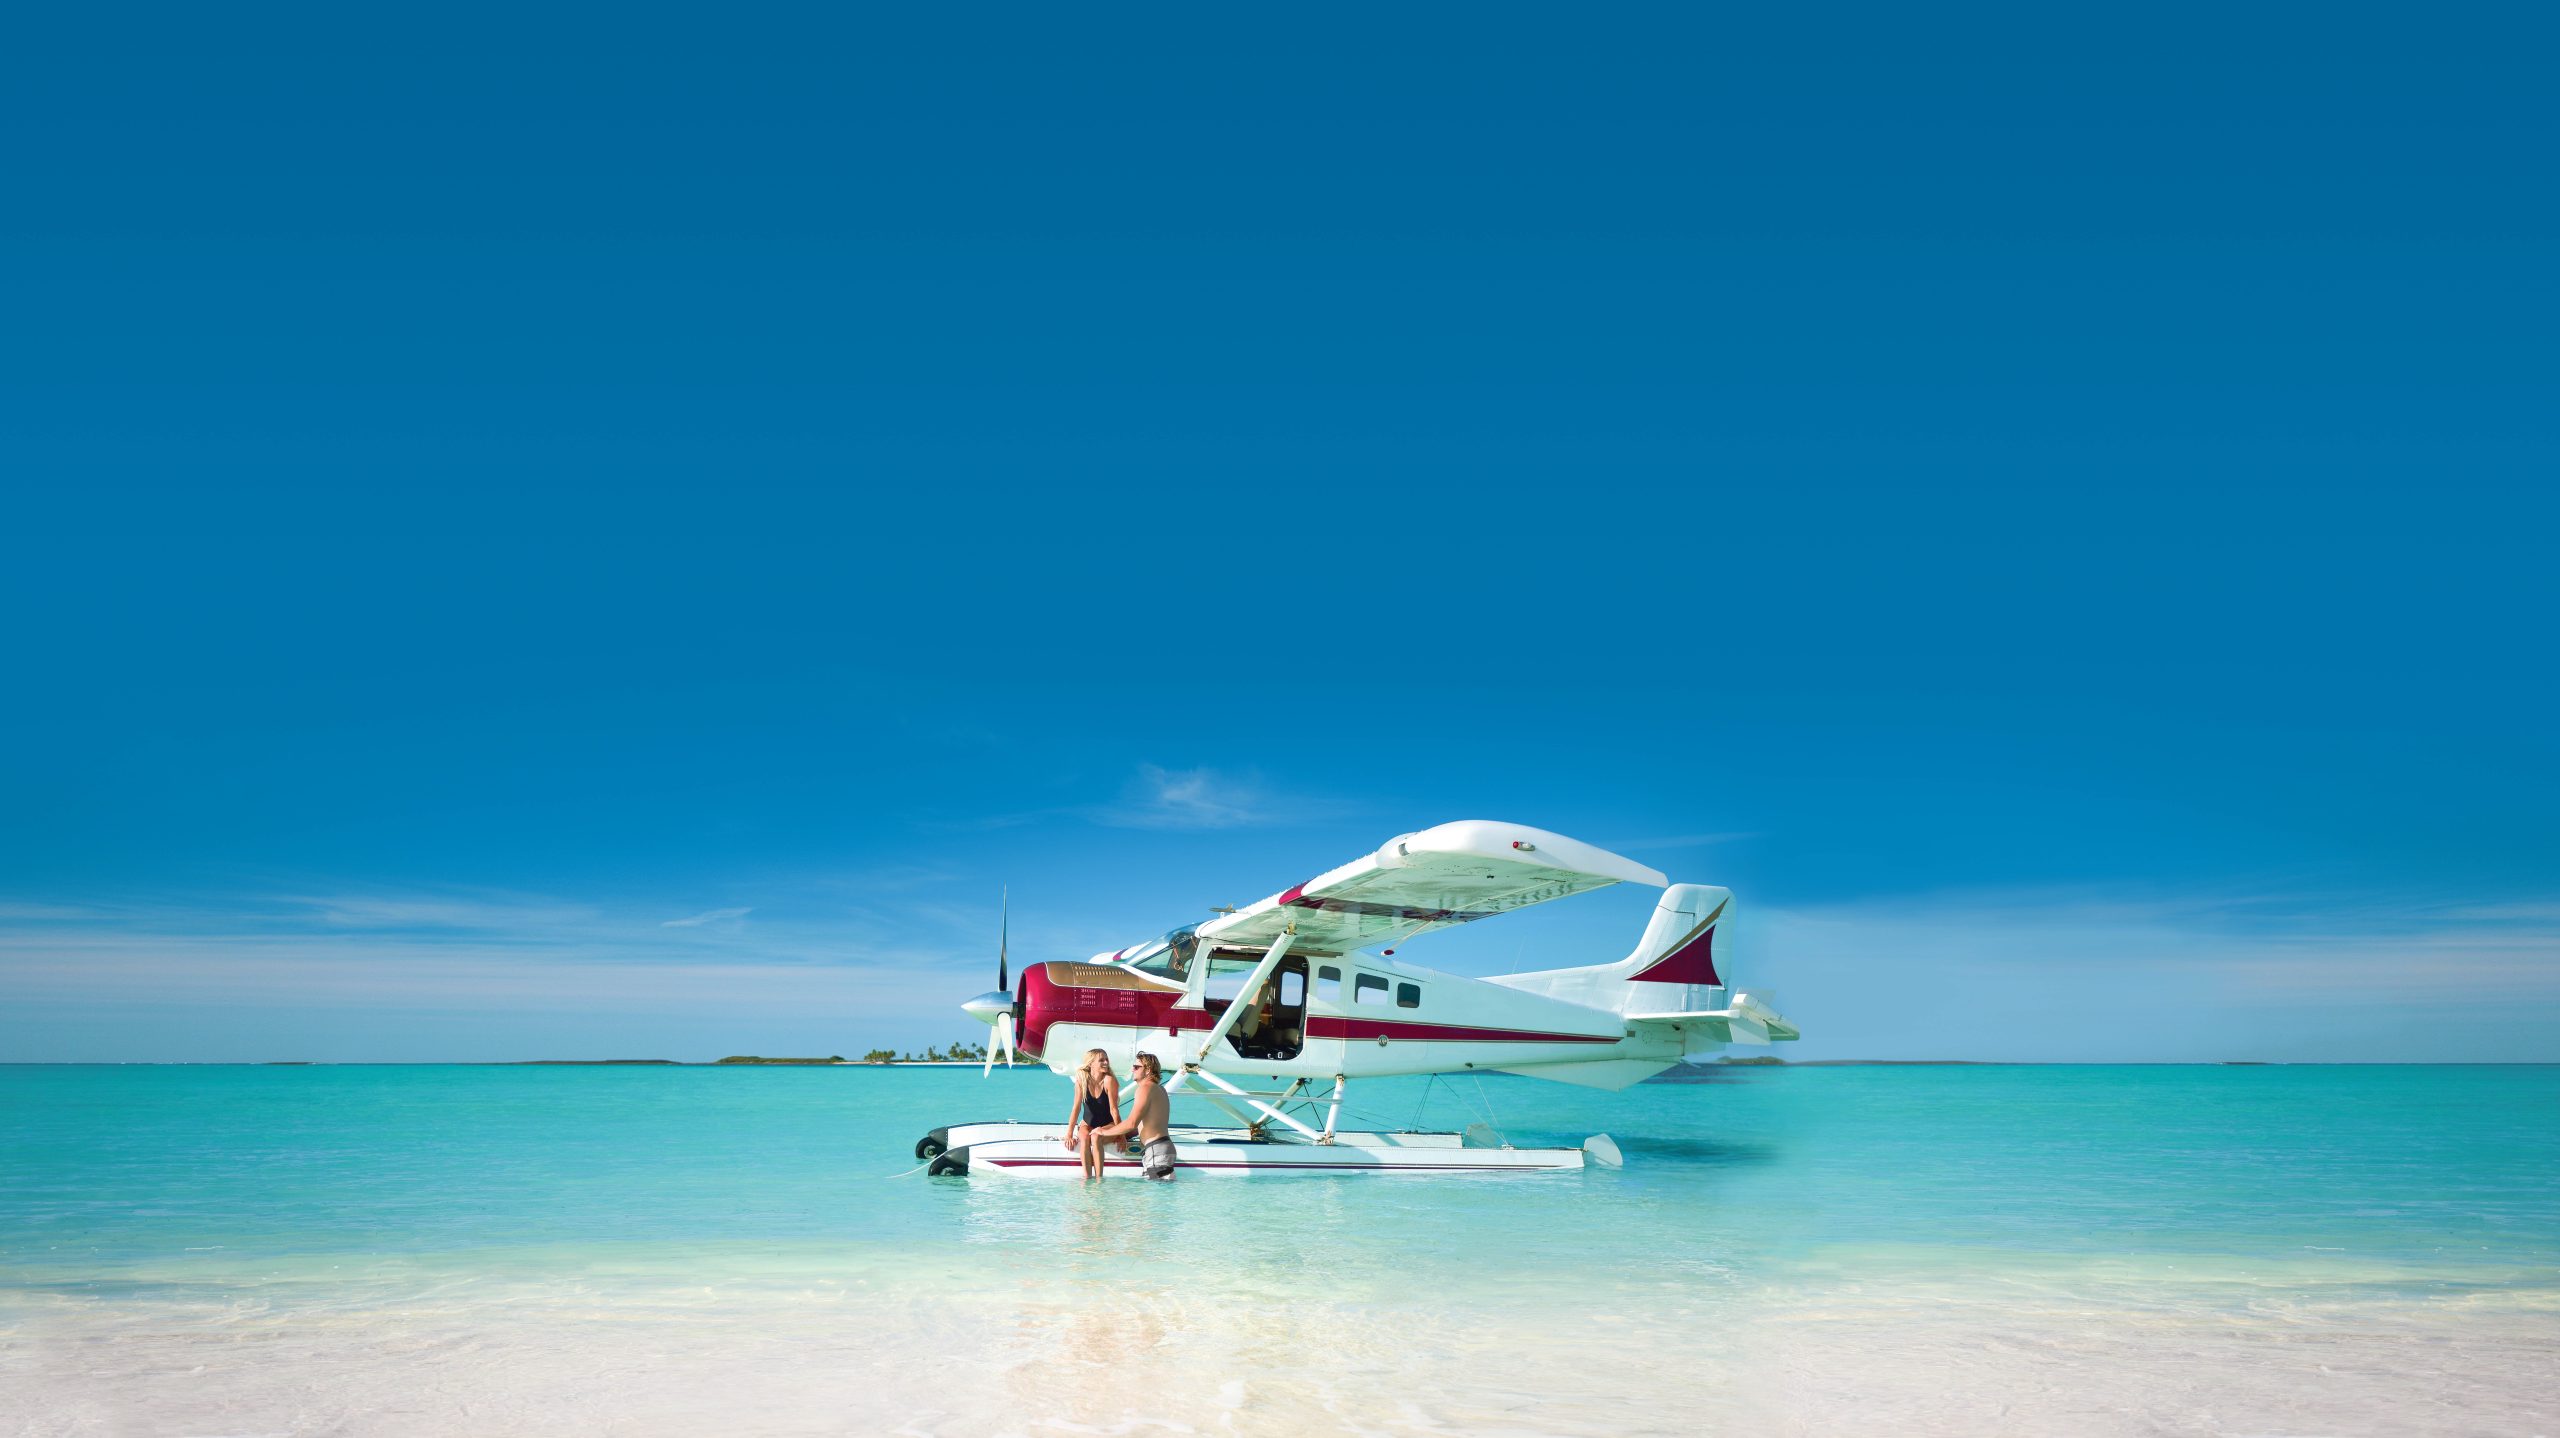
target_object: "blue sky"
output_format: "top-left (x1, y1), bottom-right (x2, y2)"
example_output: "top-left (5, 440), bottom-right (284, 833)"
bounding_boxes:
top-left (4, 4), bottom-right (2554, 1062)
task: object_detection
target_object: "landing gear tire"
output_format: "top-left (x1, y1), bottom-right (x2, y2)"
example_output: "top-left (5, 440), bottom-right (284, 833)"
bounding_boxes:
top-left (914, 1130), bottom-right (948, 1161)
top-left (926, 1152), bottom-right (966, 1177)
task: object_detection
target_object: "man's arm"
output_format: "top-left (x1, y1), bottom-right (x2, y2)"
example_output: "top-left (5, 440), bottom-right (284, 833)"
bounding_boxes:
top-left (1093, 1081), bottom-right (1151, 1139)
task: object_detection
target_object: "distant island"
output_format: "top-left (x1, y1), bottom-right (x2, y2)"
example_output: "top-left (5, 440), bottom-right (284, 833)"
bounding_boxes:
top-left (853, 1042), bottom-right (998, 1065)
top-left (716, 1042), bottom-right (1004, 1066)
top-left (495, 1045), bottom-right (1012, 1067)
top-left (1711, 1056), bottom-right (1995, 1066)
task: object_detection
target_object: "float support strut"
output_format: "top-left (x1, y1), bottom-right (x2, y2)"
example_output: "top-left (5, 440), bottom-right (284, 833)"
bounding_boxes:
top-left (1190, 1066), bottom-right (1326, 1142)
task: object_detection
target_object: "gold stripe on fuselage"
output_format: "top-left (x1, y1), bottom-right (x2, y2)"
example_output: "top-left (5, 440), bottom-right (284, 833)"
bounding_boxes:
top-left (1045, 962), bottom-right (1181, 992)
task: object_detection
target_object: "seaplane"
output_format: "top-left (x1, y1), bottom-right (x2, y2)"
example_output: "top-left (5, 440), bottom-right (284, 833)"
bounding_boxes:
top-left (916, 820), bottom-right (1798, 1178)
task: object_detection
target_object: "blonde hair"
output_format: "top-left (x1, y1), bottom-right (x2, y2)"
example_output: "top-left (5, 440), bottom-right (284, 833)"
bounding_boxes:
top-left (1133, 1053), bottom-right (1162, 1080)
top-left (1082, 1048), bottom-right (1113, 1085)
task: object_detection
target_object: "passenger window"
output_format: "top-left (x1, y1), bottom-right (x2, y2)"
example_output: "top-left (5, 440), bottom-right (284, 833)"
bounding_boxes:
top-left (1354, 974), bottom-right (1389, 1005)
top-left (1279, 970), bottom-right (1305, 1006)
top-left (1315, 966), bottom-right (1341, 1002)
top-left (1396, 982), bottom-right (1421, 1009)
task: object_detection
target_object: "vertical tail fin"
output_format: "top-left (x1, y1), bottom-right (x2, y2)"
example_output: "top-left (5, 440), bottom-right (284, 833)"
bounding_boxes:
top-left (1623, 884), bottom-right (1728, 991)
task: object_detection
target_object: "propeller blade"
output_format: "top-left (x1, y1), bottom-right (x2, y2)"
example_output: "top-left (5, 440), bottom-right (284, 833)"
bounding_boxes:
top-left (983, 1012), bottom-right (1014, 1076)
top-left (997, 887), bottom-right (1009, 993)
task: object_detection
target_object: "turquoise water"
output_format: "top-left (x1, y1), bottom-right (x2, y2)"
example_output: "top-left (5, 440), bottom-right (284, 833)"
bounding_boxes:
top-left (6, 1064), bottom-right (2557, 1435)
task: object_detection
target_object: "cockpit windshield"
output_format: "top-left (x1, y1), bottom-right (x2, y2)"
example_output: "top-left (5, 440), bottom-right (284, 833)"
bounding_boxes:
top-left (1125, 925), bottom-right (1201, 982)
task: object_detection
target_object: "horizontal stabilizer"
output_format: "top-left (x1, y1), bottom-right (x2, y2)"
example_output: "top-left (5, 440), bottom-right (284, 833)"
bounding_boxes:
top-left (1624, 991), bottom-right (1799, 1045)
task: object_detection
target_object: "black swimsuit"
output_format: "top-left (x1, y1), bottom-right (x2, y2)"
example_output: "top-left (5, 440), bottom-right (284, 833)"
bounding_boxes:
top-left (1083, 1085), bottom-right (1112, 1128)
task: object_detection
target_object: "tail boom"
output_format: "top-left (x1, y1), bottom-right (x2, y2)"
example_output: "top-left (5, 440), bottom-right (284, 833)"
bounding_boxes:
top-left (1487, 882), bottom-right (1797, 1086)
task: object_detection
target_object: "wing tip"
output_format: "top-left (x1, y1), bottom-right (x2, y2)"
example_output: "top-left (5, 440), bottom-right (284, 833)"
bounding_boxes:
top-left (1397, 820), bottom-right (1667, 888)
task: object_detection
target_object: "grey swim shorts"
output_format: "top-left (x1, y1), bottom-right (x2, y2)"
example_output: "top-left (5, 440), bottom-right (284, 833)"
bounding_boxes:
top-left (1141, 1137), bottom-right (1176, 1180)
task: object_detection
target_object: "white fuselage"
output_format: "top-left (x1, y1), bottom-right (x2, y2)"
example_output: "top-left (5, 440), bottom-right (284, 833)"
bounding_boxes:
top-left (1016, 948), bottom-right (1725, 1089)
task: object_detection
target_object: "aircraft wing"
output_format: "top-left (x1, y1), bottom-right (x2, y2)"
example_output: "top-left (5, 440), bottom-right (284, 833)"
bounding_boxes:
top-left (1195, 820), bottom-right (1666, 958)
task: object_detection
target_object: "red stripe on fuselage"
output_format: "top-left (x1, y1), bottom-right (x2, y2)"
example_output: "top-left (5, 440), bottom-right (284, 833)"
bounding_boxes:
top-left (1020, 962), bottom-right (1617, 1050)
top-left (980, 1158), bottom-right (1551, 1171)
top-left (1304, 1015), bottom-right (1614, 1044)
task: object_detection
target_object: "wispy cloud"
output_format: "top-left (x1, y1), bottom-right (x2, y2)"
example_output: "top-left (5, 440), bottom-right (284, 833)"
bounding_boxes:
top-left (0, 942), bottom-right (914, 1014)
top-left (1094, 765), bottom-right (1271, 830)
top-left (1753, 884), bottom-right (2560, 1061)
top-left (279, 891), bottom-right (599, 932)
top-left (0, 869), bottom-right (1190, 1060)
top-left (940, 763), bottom-right (1329, 833)
top-left (0, 883), bottom-right (998, 1061)
top-left (2445, 902), bottom-right (2560, 923)
top-left (0, 902), bottom-right (96, 921)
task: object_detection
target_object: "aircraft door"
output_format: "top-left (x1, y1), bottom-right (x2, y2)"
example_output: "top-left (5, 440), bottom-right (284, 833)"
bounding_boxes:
top-left (1225, 957), bottom-right (1308, 1063)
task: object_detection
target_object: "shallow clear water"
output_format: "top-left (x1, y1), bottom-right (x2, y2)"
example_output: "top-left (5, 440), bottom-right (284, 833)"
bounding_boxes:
top-left (4, 1064), bottom-right (2556, 1436)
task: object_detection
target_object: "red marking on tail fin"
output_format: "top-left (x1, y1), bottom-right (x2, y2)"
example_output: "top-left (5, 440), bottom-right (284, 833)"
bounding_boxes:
top-left (1629, 922), bottom-right (1720, 986)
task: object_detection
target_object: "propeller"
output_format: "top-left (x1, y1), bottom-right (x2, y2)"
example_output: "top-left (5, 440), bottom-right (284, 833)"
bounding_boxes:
top-left (962, 887), bottom-right (1017, 1075)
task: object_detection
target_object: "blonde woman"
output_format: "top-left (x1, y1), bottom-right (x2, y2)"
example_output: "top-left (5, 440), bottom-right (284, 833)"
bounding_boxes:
top-left (1063, 1049), bottom-right (1121, 1180)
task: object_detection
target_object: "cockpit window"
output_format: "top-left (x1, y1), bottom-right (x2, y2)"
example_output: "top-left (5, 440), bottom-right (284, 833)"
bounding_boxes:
top-left (1126, 926), bottom-right (1201, 982)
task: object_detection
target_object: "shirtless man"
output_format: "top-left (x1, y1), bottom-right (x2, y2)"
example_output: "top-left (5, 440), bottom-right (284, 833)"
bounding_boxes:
top-left (1094, 1052), bottom-right (1174, 1180)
